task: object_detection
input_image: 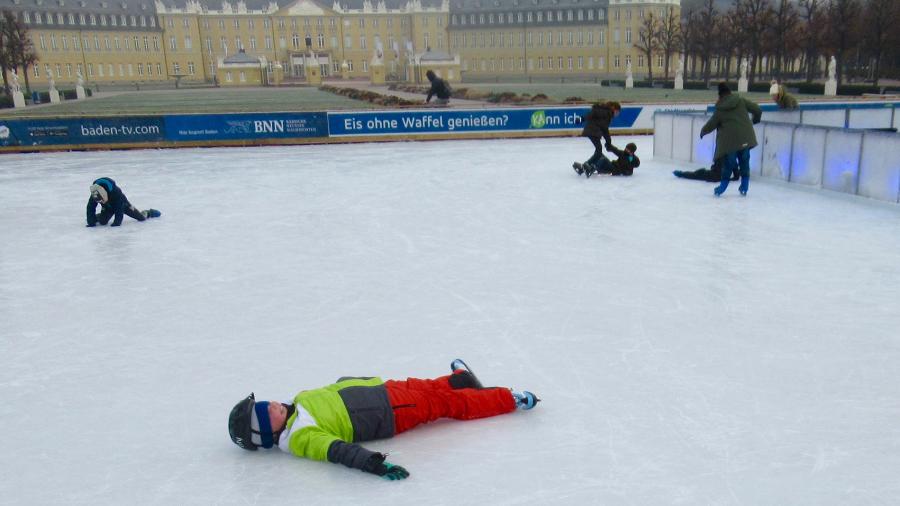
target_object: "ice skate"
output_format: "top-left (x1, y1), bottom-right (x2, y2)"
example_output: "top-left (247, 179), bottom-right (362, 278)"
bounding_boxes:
top-left (512, 390), bottom-right (540, 410)
top-left (572, 162), bottom-right (584, 175)
top-left (449, 359), bottom-right (483, 389)
top-left (143, 209), bottom-right (162, 218)
top-left (584, 163), bottom-right (595, 179)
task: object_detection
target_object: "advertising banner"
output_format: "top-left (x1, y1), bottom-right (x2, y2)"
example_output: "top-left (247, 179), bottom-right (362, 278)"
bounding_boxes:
top-left (164, 112), bottom-right (327, 141)
top-left (0, 116), bottom-right (164, 147)
top-left (327, 107), bottom-right (641, 137)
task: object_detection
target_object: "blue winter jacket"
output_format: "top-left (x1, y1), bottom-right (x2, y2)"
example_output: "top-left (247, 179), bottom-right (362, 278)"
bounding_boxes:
top-left (86, 177), bottom-right (130, 226)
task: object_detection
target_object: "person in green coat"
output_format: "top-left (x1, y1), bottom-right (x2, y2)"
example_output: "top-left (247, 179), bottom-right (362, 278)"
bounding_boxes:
top-left (770, 81), bottom-right (799, 110)
top-left (700, 83), bottom-right (762, 196)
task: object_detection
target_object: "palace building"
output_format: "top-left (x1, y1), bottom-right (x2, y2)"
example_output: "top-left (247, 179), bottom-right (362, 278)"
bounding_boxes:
top-left (0, 0), bottom-right (678, 88)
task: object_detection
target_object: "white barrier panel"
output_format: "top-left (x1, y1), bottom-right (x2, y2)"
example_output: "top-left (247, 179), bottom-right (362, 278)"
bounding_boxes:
top-left (822, 130), bottom-right (864, 194)
top-left (692, 115), bottom-right (714, 166)
top-left (790, 127), bottom-right (827, 186)
top-left (761, 124), bottom-right (794, 180)
top-left (653, 113), bottom-right (674, 159)
top-left (764, 110), bottom-right (801, 124)
top-left (847, 107), bottom-right (893, 129)
top-left (803, 109), bottom-right (846, 128)
top-left (750, 123), bottom-right (765, 176)
top-left (894, 109), bottom-right (900, 130)
top-left (858, 132), bottom-right (900, 203)
top-left (672, 115), bottom-right (695, 162)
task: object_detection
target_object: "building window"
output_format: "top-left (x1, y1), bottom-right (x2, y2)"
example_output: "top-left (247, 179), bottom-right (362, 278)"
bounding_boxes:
top-left (226, 71), bottom-right (232, 82)
top-left (170, 37), bottom-right (177, 50)
top-left (625, 28), bottom-right (632, 44)
top-left (250, 37), bottom-right (257, 50)
top-left (185, 37), bottom-right (192, 50)
top-left (138, 63), bottom-right (144, 76)
top-left (614, 55), bottom-right (620, 68)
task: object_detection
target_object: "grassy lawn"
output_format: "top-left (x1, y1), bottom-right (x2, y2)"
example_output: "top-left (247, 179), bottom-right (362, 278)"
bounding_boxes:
top-left (0, 87), bottom-right (377, 118)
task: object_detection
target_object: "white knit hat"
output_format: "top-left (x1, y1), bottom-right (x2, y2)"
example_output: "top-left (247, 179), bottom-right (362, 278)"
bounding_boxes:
top-left (90, 184), bottom-right (108, 203)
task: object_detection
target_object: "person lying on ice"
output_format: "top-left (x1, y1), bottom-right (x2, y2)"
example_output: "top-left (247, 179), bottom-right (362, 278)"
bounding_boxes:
top-left (86, 177), bottom-right (160, 227)
top-left (672, 157), bottom-right (739, 182)
top-left (227, 360), bottom-right (539, 480)
top-left (575, 142), bottom-right (640, 178)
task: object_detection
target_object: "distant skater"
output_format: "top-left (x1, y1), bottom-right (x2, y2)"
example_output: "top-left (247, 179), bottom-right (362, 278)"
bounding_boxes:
top-left (573, 101), bottom-right (620, 176)
top-left (579, 142), bottom-right (640, 178)
top-left (86, 177), bottom-right (161, 227)
top-left (228, 359), bottom-right (539, 480)
top-left (699, 83), bottom-right (761, 196)
top-left (424, 70), bottom-right (451, 106)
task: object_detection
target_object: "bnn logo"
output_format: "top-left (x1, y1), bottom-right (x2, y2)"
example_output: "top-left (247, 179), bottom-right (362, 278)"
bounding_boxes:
top-left (254, 120), bottom-right (285, 133)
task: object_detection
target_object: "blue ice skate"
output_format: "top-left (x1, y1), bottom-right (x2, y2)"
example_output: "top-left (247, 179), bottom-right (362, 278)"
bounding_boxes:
top-left (512, 391), bottom-right (540, 410)
top-left (450, 359), bottom-right (484, 389)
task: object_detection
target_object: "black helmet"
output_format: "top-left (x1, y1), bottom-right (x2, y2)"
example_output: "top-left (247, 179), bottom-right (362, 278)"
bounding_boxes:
top-left (228, 393), bottom-right (258, 451)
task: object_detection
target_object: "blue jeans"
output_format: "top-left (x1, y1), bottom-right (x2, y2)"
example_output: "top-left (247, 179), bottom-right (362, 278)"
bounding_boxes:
top-left (716, 147), bottom-right (751, 195)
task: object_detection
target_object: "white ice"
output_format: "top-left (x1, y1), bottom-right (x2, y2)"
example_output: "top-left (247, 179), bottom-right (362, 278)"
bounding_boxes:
top-left (1, 136), bottom-right (899, 506)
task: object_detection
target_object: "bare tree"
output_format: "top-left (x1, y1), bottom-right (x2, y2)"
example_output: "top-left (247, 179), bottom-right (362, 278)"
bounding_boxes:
top-left (824, 0), bottom-right (861, 85)
top-left (862, 0), bottom-right (897, 85)
top-left (694, 0), bottom-right (718, 86)
top-left (1, 10), bottom-right (37, 95)
top-left (0, 10), bottom-right (12, 95)
top-left (770, 0), bottom-right (799, 81)
top-left (656, 6), bottom-right (681, 81)
top-left (680, 8), bottom-right (697, 78)
top-left (736, 0), bottom-right (774, 84)
top-left (633, 11), bottom-right (660, 83)
top-left (797, 0), bottom-right (824, 82)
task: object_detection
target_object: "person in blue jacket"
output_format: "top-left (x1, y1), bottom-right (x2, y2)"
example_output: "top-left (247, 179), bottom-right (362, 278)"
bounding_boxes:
top-left (86, 177), bottom-right (160, 227)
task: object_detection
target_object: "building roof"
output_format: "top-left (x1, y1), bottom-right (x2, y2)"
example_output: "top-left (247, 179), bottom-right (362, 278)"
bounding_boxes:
top-left (451, 0), bottom-right (606, 11)
top-left (223, 49), bottom-right (263, 63)
top-left (419, 49), bottom-right (453, 61)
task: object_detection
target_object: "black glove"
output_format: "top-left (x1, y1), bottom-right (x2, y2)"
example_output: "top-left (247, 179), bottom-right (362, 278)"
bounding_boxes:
top-left (605, 142), bottom-right (615, 151)
top-left (362, 452), bottom-right (410, 481)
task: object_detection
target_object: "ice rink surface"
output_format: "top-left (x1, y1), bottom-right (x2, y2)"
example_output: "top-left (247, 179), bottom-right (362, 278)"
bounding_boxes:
top-left (2, 136), bottom-right (899, 505)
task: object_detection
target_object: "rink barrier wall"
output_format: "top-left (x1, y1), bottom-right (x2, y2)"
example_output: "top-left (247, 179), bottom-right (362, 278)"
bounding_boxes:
top-left (0, 100), bottom-right (895, 153)
top-left (654, 110), bottom-right (900, 204)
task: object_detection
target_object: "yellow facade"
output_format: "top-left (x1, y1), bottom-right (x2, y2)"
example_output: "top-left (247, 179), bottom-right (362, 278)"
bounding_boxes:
top-left (1, 0), bottom-right (678, 89)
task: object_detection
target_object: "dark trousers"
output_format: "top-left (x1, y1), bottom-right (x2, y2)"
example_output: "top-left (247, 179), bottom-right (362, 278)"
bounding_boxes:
top-left (96, 201), bottom-right (146, 224)
top-left (584, 136), bottom-right (609, 167)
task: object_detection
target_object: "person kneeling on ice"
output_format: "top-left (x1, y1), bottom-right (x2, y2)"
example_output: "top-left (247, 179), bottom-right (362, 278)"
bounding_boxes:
top-left (86, 177), bottom-right (160, 227)
top-left (228, 359), bottom-right (539, 480)
top-left (576, 142), bottom-right (640, 178)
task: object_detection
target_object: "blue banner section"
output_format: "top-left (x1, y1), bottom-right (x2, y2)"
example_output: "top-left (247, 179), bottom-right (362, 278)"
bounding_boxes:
top-left (164, 112), bottom-right (327, 141)
top-left (0, 116), bottom-right (164, 146)
top-left (328, 106), bottom-right (641, 136)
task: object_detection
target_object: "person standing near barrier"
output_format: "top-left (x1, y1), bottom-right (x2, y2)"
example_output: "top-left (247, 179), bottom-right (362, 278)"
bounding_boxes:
top-left (700, 83), bottom-right (762, 196)
top-left (424, 70), bottom-right (451, 106)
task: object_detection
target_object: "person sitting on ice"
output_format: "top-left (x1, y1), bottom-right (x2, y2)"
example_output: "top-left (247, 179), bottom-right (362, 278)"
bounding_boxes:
top-left (672, 156), bottom-right (739, 182)
top-left (577, 142), bottom-right (640, 178)
top-left (228, 359), bottom-right (539, 480)
top-left (86, 177), bottom-right (160, 227)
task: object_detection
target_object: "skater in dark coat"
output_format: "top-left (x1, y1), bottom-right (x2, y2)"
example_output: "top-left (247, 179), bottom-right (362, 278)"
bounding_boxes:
top-left (673, 157), bottom-right (740, 182)
top-left (228, 360), bottom-right (539, 481)
top-left (700, 83), bottom-right (762, 196)
top-left (574, 101), bottom-right (621, 175)
top-left (86, 177), bottom-right (160, 227)
top-left (583, 142), bottom-right (640, 178)
top-left (425, 70), bottom-right (452, 105)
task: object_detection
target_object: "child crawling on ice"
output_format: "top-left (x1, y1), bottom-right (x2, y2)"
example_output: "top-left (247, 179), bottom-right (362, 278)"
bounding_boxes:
top-left (86, 177), bottom-right (160, 227)
top-left (228, 359), bottom-right (539, 480)
top-left (573, 142), bottom-right (640, 178)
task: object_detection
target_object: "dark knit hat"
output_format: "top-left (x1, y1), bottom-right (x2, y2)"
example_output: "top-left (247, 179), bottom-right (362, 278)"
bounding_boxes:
top-left (625, 142), bottom-right (637, 153)
top-left (717, 82), bottom-right (731, 97)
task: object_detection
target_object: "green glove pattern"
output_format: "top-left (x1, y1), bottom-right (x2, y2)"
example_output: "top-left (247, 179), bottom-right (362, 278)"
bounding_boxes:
top-left (379, 462), bottom-right (410, 481)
